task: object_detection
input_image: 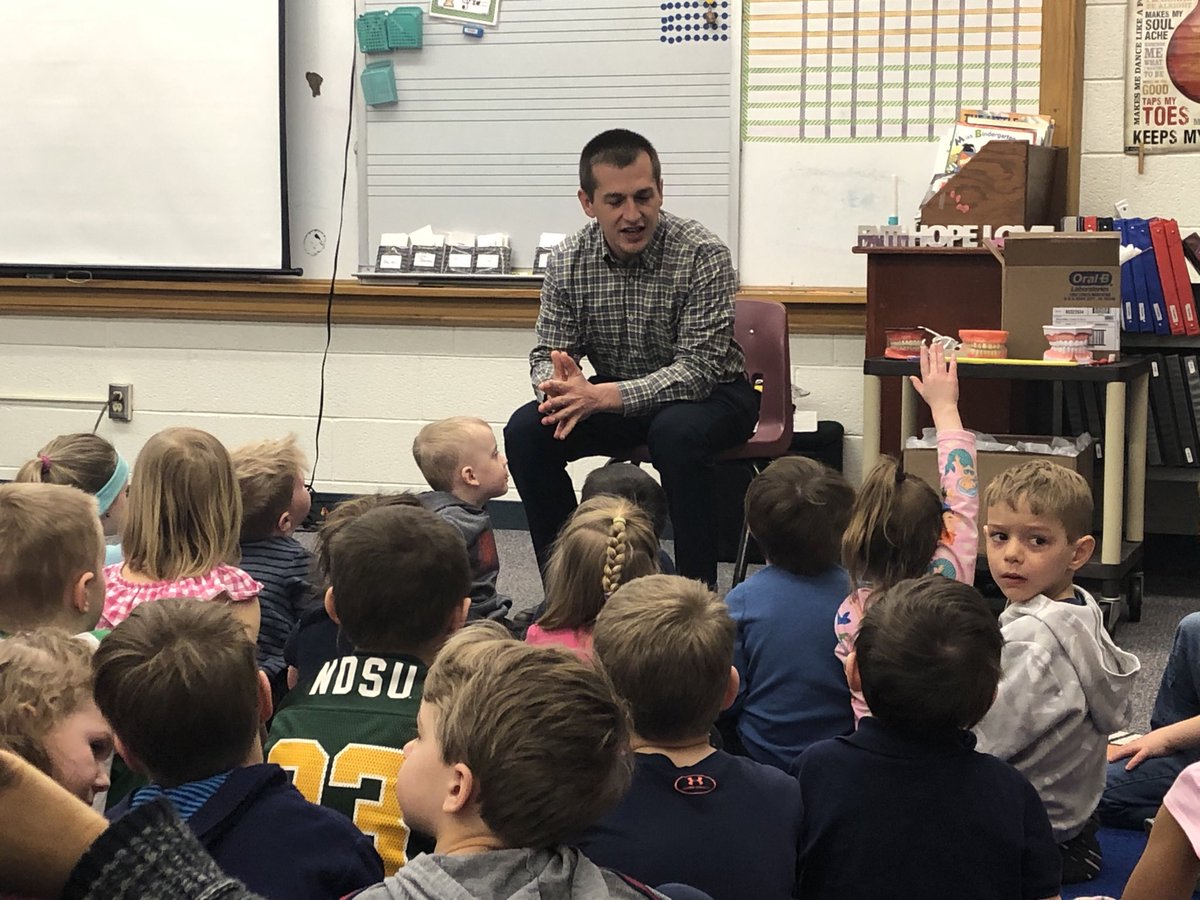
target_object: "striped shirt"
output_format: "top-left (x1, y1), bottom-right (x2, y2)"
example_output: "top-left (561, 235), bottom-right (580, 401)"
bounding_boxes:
top-left (531, 209), bottom-right (745, 416)
top-left (128, 771), bottom-right (232, 821)
top-left (239, 537), bottom-right (316, 681)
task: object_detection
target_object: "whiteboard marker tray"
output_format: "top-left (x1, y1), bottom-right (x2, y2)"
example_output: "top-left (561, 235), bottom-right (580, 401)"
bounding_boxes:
top-left (354, 270), bottom-right (544, 287)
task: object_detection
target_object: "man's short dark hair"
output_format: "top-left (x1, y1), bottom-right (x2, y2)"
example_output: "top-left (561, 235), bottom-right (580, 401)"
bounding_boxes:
top-left (579, 129), bottom-right (661, 199)
top-left (745, 456), bottom-right (855, 576)
top-left (327, 504), bottom-right (470, 653)
top-left (581, 463), bottom-right (668, 538)
top-left (856, 576), bottom-right (1003, 734)
top-left (93, 599), bottom-right (260, 788)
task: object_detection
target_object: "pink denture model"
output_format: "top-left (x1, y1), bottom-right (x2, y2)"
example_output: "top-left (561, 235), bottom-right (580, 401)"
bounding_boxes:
top-left (1043, 325), bottom-right (1093, 364)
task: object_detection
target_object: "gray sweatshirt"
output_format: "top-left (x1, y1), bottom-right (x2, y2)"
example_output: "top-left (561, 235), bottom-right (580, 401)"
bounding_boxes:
top-left (354, 846), bottom-right (669, 899)
top-left (974, 587), bottom-right (1140, 841)
top-left (419, 491), bottom-right (513, 622)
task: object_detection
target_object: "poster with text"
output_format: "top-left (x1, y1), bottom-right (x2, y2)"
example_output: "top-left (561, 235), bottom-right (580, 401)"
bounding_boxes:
top-left (1126, 0), bottom-right (1200, 152)
top-left (428, 0), bottom-right (501, 26)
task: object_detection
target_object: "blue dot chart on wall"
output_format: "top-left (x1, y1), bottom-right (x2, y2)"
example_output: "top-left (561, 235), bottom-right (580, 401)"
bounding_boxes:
top-left (659, 0), bottom-right (729, 44)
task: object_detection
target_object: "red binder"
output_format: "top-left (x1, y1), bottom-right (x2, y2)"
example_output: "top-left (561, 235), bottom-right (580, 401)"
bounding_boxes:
top-left (1150, 218), bottom-right (1187, 335)
top-left (1083, 216), bottom-right (1098, 232)
top-left (1165, 219), bottom-right (1200, 335)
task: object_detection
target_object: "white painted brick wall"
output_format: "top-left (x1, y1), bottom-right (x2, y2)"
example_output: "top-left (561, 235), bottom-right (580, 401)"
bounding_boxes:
top-left (1081, 0), bottom-right (1200, 233)
top-left (0, 318), bottom-right (869, 495)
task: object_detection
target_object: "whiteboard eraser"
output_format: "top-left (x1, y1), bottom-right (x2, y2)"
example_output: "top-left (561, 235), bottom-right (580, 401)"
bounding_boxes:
top-left (462, 25), bottom-right (485, 37)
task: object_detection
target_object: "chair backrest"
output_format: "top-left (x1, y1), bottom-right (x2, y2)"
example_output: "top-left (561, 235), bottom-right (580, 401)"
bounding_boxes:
top-left (732, 298), bottom-right (793, 457)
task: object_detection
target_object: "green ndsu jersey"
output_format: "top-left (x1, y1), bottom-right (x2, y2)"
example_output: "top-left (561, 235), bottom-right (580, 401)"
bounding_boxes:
top-left (265, 652), bottom-right (425, 875)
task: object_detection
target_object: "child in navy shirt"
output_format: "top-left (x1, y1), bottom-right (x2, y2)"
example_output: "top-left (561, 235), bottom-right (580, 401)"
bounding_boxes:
top-left (578, 574), bottom-right (802, 900)
top-left (792, 575), bottom-right (1060, 900)
top-left (720, 456), bottom-right (855, 769)
top-left (231, 435), bottom-right (317, 702)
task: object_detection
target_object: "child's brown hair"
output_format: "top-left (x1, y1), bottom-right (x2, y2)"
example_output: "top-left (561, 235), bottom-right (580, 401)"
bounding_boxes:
top-left (123, 428), bottom-right (241, 581)
top-left (0, 629), bottom-right (96, 777)
top-left (537, 497), bottom-right (659, 632)
top-left (841, 456), bottom-right (943, 591)
top-left (326, 504), bottom-right (470, 653)
top-left (423, 639), bottom-right (631, 847)
top-left (92, 598), bottom-right (261, 787)
top-left (313, 493), bottom-right (423, 586)
top-left (0, 483), bottom-right (104, 630)
top-left (593, 574), bottom-right (734, 743)
top-left (231, 434), bottom-right (309, 542)
top-left (16, 433), bottom-right (119, 496)
top-left (746, 456), bottom-right (855, 576)
top-left (983, 460), bottom-right (1093, 540)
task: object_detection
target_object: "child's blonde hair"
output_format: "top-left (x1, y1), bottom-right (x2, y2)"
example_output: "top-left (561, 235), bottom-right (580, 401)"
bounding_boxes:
top-left (593, 574), bottom-right (734, 743)
top-left (412, 416), bottom-right (490, 492)
top-left (983, 460), bottom-right (1093, 540)
top-left (841, 456), bottom-right (943, 592)
top-left (537, 497), bottom-right (659, 632)
top-left (0, 629), bottom-right (95, 777)
top-left (0, 483), bottom-right (104, 629)
top-left (231, 434), bottom-right (309, 541)
top-left (123, 427), bottom-right (241, 581)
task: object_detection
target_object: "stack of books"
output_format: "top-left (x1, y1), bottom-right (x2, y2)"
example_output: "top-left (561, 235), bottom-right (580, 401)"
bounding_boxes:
top-left (924, 109), bottom-right (1055, 206)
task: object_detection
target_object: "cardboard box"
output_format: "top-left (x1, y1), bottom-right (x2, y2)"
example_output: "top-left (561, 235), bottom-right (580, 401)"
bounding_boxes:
top-left (985, 234), bottom-right (1121, 361)
top-left (902, 434), bottom-right (1095, 548)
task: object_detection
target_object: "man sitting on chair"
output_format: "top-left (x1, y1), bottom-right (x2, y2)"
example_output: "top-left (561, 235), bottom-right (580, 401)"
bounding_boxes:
top-left (504, 128), bottom-right (759, 587)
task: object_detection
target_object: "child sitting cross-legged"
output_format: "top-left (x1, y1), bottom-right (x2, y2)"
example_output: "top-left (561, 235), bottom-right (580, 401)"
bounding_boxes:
top-left (353, 628), bottom-right (698, 900)
top-left (96, 598), bottom-right (383, 899)
top-left (231, 434), bottom-right (317, 702)
top-left (524, 496), bottom-right (659, 657)
top-left (265, 503), bottom-right (472, 874)
top-left (577, 574), bottom-right (803, 900)
top-left (413, 416), bottom-right (515, 625)
top-left (974, 459), bottom-right (1140, 884)
top-left (794, 575), bottom-right (1062, 900)
top-left (0, 482), bottom-right (108, 642)
top-left (720, 456), bottom-right (856, 769)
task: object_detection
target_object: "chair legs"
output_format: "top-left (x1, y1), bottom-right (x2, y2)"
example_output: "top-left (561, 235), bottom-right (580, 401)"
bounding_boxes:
top-left (730, 459), bottom-right (770, 589)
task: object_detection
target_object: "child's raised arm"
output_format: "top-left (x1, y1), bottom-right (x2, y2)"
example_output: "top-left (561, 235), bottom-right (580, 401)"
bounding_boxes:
top-left (913, 342), bottom-right (978, 585)
top-left (910, 341), bottom-right (963, 433)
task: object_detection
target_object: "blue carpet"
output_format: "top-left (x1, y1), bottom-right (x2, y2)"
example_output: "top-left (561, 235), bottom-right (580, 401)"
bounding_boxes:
top-left (1062, 827), bottom-right (1146, 899)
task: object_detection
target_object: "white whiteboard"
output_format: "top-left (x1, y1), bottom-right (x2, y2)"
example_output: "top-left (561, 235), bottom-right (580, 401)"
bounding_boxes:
top-left (738, 0), bottom-right (1044, 287)
top-left (359, 0), bottom-right (740, 270)
top-left (0, 0), bottom-right (289, 273)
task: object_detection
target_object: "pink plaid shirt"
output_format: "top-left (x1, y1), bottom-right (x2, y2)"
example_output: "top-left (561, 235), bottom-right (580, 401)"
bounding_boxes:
top-left (100, 563), bottom-right (262, 629)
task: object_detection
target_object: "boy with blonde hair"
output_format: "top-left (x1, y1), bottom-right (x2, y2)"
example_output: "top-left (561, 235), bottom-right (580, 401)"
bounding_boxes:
top-left (0, 482), bottom-right (107, 641)
top-left (231, 434), bottom-right (316, 700)
top-left (355, 630), bottom-right (685, 899)
top-left (265, 504), bottom-right (472, 875)
top-left (97, 598), bottom-right (382, 898)
top-left (975, 459), bottom-right (1140, 884)
top-left (413, 416), bottom-right (514, 624)
top-left (578, 574), bottom-right (801, 899)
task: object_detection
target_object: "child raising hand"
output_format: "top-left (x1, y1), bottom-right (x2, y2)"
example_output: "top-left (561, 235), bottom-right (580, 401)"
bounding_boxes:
top-left (837, 341), bottom-right (979, 720)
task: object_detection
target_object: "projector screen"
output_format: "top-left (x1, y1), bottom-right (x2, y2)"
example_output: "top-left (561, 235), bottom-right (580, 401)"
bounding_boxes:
top-left (0, 1), bottom-right (290, 275)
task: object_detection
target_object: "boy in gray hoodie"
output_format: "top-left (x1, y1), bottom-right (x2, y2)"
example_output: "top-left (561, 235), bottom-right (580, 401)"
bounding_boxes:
top-left (414, 417), bottom-right (514, 625)
top-left (354, 627), bottom-right (697, 900)
top-left (974, 460), bottom-right (1140, 885)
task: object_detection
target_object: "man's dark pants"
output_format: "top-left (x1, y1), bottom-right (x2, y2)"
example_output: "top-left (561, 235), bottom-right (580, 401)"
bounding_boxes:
top-left (504, 377), bottom-right (760, 587)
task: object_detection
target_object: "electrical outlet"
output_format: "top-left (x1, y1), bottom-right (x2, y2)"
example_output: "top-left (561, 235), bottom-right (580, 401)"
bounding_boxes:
top-left (107, 383), bottom-right (133, 422)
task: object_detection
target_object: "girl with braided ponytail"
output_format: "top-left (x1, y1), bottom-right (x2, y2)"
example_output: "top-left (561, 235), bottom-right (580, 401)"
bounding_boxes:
top-left (525, 496), bottom-right (659, 657)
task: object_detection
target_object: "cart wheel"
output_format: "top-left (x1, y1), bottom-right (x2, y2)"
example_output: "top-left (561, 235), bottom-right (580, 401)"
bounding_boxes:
top-left (1126, 571), bottom-right (1144, 624)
